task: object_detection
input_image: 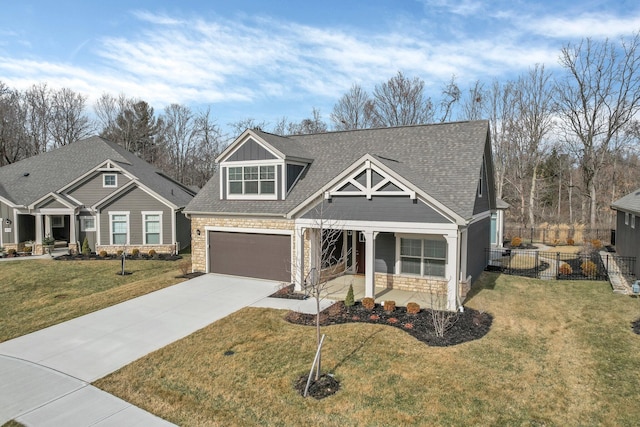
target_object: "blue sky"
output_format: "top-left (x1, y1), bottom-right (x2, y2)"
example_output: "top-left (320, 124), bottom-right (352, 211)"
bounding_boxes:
top-left (1, 0), bottom-right (640, 133)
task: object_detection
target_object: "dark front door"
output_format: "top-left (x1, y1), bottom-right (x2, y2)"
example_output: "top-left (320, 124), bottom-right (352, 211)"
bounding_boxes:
top-left (356, 233), bottom-right (365, 274)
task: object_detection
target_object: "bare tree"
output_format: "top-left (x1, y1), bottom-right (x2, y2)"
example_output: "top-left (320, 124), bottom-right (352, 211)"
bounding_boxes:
top-left (371, 71), bottom-right (434, 126)
top-left (0, 82), bottom-right (29, 165)
top-left (487, 79), bottom-right (517, 201)
top-left (24, 83), bottom-right (52, 154)
top-left (48, 87), bottom-right (93, 147)
top-left (289, 107), bottom-right (328, 135)
top-left (330, 84), bottom-right (376, 130)
top-left (189, 107), bottom-right (223, 188)
top-left (459, 80), bottom-right (487, 121)
top-left (438, 75), bottom-right (461, 123)
top-left (555, 34), bottom-right (640, 229)
top-left (228, 118), bottom-right (269, 140)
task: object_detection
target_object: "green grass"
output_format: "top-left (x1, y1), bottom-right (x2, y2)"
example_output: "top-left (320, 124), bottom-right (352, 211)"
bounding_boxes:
top-left (95, 272), bottom-right (640, 426)
top-left (0, 257), bottom-right (189, 342)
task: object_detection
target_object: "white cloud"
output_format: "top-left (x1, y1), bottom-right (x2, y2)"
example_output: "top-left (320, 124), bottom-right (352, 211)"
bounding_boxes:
top-left (525, 12), bottom-right (640, 39)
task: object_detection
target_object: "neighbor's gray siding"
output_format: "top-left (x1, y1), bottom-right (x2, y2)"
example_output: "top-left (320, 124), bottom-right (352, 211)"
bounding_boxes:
top-left (221, 167), bottom-right (227, 199)
top-left (78, 212), bottom-right (96, 251)
top-left (18, 215), bottom-right (35, 242)
top-left (175, 211), bottom-right (191, 251)
top-left (67, 171), bottom-right (132, 206)
top-left (98, 186), bottom-right (172, 246)
top-left (472, 161), bottom-right (490, 215)
top-left (375, 232), bottom-right (395, 274)
top-left (466, 216), bottom-right (491, 282)
top-left (38, 198), bottom-right (67, 209)
top-left (302, 197), bottom-right (450, 223)
top-left (615, 210), bottom-right (640, 277)
top-left (227, 138), bottom-right (276, 161)
top-left (0, 201), bottom-right (15, 244)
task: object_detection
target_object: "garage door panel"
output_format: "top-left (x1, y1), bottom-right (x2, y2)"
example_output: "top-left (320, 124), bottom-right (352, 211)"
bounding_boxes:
top-left (209, 231), bottom-right (290, 282)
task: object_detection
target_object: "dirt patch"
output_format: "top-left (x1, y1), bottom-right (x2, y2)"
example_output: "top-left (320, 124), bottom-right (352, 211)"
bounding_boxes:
top-left (294, 373), bottom-right (340, 399)
top-left (285, 301), bottom-right (492, 347)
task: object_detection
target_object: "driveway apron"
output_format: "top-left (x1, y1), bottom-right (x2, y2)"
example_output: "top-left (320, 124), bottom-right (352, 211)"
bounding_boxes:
top-left (0, 274), bottom-right (280, 426)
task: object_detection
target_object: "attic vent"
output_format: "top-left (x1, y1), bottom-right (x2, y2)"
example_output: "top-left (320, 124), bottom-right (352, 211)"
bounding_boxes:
top-left (23, 172), bottom-right (30, 177)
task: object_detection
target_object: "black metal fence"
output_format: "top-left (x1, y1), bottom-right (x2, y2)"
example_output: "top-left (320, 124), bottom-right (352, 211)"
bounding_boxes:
top-left (485, 248), bottom-right (635, 281)
top-left (504, 226), bottom-right (615, 246)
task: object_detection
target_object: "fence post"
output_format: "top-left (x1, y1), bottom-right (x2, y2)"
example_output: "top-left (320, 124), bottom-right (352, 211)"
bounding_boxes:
top-left (536, 251), bottom-right (540, 277)
top-left (530, 227), bottom-right (533, 244)
top-left (606, 255), bottom-right (609, 274)
top-left (556, 252), bottom-right (560, 279)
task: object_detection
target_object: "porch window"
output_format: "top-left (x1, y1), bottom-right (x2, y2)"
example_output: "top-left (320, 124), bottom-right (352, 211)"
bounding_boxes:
top-left (103, 174), bottom-right (117, 188)
top-left (143, 212), bottom-right (162, 244)
top-left (228, 165), bottom-right (275, 196)
top-left (80, 216), bottom-right (96, 232)
top-left (400, 238), bottom-right (446, 277)
top-left (52, 216), bottom-right (64, 228)
top-left (110, 213), bottom-right (129, 245)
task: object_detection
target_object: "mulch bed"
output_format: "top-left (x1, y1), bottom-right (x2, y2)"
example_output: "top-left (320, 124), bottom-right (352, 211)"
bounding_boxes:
top-left (284, 301), bottom-right (492, 347)
top-left (55, 254), bottom-right (182, 261)
top-left (269, 284), bottom-right (308, 300)
top-left (294, 373), bottom-right (340, 400)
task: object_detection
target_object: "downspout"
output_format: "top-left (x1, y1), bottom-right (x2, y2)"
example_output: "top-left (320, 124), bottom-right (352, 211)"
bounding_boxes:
top-left (457, 227), bottom-right (464, 312)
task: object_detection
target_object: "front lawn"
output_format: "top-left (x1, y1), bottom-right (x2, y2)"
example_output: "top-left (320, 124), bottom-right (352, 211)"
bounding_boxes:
top-left (0, 257), bottom-right (189, 342)
top-left (95, 272), bottom-right (640, 426)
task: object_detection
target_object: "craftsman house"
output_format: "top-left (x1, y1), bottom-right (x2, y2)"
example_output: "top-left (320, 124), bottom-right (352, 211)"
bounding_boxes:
top-left (185, 120), bottom-right (497, 311)
top-left (0, 136), bottom-right (194, 256)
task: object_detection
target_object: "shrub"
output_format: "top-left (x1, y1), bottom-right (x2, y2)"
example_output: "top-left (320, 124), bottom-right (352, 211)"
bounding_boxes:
top-left (81, 237), bottom-right (90, 256)
top-left (406, 302), bottom-right (421, 314)
top-left (591, 239), bottom-right (602, 250)
top-left (8, 248), bottom-right (16, 256)
top-left (567, 238), bottom-right (575, 246)
top-left (344, 283), bottom-right (355, 307)
top-left (24, 246), bottom-right (32, 253)
top-left (581, 260), bottom-right (597, 276)
top-left (511, 236), bottom-right (522, 247)
top-left (178, 260), bottom-right (191, 276)
top-left (148, 249), bottom-right (157, 257)
top-left (383, 300), bottom-right (396, 312)
top-left (361, 297), bottom-right (375, 310)
top-left (558, 263), bottom-right (573, 275)
top-left (131, 248), bottom-right (140, 257)
top-left (99, 250), bottom-right (108, 258)
top-left (116, 250), bottom-right (123, 257)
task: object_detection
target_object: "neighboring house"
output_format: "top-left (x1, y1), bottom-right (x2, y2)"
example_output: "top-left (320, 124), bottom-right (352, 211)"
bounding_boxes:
top-left (611, 189), bottom-right (640, 277)
top-left (0, 136), bottom-right (195, 256)
top-left (491, 198), bottom-right (509, 247)
top-left (185, 120), bottom-right (497, 311)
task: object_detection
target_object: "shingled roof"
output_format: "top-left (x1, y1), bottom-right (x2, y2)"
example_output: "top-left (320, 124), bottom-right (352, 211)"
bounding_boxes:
top-left (611, 188), bottom-right (640, 215)
top-left (186, 120), bottom-right (493, 221)
top-left (0, 136), bottom-right (194, 208)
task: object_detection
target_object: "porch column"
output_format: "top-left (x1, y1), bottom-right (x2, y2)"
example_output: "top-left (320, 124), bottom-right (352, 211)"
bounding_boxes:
top-left (69, 213), bottom-right (77, 247)
top-left (294, 225), bottom-right (305, 291)
top-left (364, 230), bottom-right (377, 299)
top-left (36, 214), bottom-right (44, 244)
top-left (445, 232), bottom-right (459, 311)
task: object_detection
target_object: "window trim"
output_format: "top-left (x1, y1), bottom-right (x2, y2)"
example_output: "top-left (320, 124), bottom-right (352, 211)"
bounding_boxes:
top-left (103, 174), bottom-right (117, 188)
top-left (625, 212), bottom-right (629, 225)
top-left (226, 163), bottom-right (278, 200)
top-left (80, 216), bottom-right (96, 232)
top-left (398, 236), bottom-right (447, 278)
top-left (632, 215), bottom-right (636, 229)
top-left (51, 216), bottom-right (64, 228)
top-left (142, 211), bottom-right (163, 245)
top-left (109, 211), bottom-right (129, 245)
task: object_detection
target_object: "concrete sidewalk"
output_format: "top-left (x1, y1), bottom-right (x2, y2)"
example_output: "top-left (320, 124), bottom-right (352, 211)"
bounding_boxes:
top-left (0, 273), bottom-right (336, 426)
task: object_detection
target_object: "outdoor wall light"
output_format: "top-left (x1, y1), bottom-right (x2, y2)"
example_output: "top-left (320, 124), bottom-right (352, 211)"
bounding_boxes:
top-left (4, 219), bottom-right (11, 225)
top-left (196, 229), bottom-right (201, 236)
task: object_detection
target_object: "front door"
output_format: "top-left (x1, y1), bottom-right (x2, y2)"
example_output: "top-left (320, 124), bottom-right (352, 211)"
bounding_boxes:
top-left (356, 232), bottom-right (365, 274)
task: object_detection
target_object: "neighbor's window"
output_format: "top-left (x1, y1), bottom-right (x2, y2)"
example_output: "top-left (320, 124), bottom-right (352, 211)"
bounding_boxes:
top-left (625, 212), bottom-right (629, 225)
top-left (103, 174), bottom-right (117, 188)
top-left (144, 213), bottom-right (161, 244)
top-left (228, 165), bottom-right (275, 195)
top-left (51, 216), bottom-right (64, 228)
top-left (400, 238), bottom-right (446, 277)
top-left (80, 216), bottom-right (96, 232)
top-left (110, 213), bottom-right (128, 245)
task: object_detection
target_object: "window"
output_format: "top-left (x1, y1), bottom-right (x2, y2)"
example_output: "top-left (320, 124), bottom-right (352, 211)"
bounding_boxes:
top-left (103, 174), bottom-right (117, 188)
top-left (110, 213), bottom-right (129, 245)
top-left (477, 161), bottom-right (484, 197)
top-left (143, 212), bottom-right (162, 244)
top-left (633, 215), bottom-right (636, 229)
top-left (400, 238), bottom-right (446, 277)
top-left (626, 212), bottom-right (630, 225)
top-left (80, 216), bottom-right (96, 232)
top-left (52, 216), bottom-right (64, 228)
top-left (228, 165), bottom-right (276, 196)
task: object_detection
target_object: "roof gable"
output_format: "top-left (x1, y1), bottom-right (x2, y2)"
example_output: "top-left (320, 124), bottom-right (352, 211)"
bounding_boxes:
top-left (612, 188), bottom-right (640, 214)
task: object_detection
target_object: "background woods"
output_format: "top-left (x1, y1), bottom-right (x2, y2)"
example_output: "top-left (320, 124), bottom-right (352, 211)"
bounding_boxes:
top-left (1, 35), bottom-right (640, 229)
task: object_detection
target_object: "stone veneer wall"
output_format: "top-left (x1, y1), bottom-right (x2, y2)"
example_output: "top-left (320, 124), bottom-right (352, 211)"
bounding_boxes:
top-left (190, 216), bottom-right (295, 273)
top-left (375, 273), bottom-right (448, 295)
top-left (96, 244), bottom-right (177, 255)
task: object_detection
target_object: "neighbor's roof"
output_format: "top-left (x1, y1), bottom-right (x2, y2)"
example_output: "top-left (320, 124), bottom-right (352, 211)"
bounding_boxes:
top-left (611, 188), bottom-right (640, 215)
top-left (186, 120), bottom-right (492, 220)
top-left (0, 136), bottom-right (194, 208)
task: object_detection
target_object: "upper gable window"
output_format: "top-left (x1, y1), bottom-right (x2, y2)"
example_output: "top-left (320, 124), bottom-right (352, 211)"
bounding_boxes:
top-left (103, 174), bottom-right (117, 188)
top-left (228, 165), bottom-right (275, 197)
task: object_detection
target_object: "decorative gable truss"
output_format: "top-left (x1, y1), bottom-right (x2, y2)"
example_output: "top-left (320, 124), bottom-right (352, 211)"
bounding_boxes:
top-left (325, 159), bottom-right (416, 200)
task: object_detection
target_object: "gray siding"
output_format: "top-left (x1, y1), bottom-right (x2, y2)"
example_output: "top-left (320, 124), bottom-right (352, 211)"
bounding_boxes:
top-left (38, 198), bottom-right (67, 209)
top-left (78, 212), bottom-right (96, 250)
top-left (473, 158), bottom-right (490, 215)
top-left (175, 211), bottom-right (191, 251)
top-left (302, 197), bottom-right (450, 223)
top-left (18, 215), bottom-right (35, 242)
top-left (277, 164), bottom-right (282, 200)
top-left (615, 210), bottom-right (640, 277)
top-left (467, 216), bottom-right (491, 282)
top-left (221, 167), bottom-right (227, 199)
top-left (99, 186), bottom-right (172, 246)
top-left (375, 232), bottom-right (395, 274)
top-left (227, 138), bottom-right (276, 161)
top-left (286, 164), bottom-right (304, 191)
top-left (67, 171), bottom-right (132, 206)
top-left (0, 201), bottom-right (15, 244)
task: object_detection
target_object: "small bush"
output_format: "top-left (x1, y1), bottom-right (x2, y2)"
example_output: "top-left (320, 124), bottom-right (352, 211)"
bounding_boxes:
top-left (24, 246), bottom-right (32, 253)
top-left (99, 250), bottom-right (108, 258)
top-left (81, 237), bottom-right (90, 255)
top-left (591, 239), bottom-right (602, 250)
top-left (8, 248), bottom-right (16, 256)
top-left (178, 260), bottom-right (191, 276)
top-left (406, 302), bottom-right (421, 314)
top-left (116, 250), bottom-right (123, 257)
top-left (362, 297), bottom-right (375, 310)
top-left (511, 236), bottom-right (522, 247)
top-left (558, 263), bottom-right (573, 275)
top-left (344, 283), bottom-right (355, 307)
top-left (383, 300), bottom-right (396, 312)
top-left (148, 249), bottom-right (157, 257)
top-left (131, 248), bottom-right (140, 257)
top-left (567, 238), bottom-right (575, 246)
top-left (581, 260), bottom-right (597, 276)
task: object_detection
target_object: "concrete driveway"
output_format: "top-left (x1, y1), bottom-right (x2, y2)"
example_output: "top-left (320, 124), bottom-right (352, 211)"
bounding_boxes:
top-left (0, 274), bottom-right (282, 426)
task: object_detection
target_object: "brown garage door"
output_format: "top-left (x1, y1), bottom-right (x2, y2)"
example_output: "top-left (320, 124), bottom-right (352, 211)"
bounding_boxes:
top-left (208, 231), bottom-right (291, 282)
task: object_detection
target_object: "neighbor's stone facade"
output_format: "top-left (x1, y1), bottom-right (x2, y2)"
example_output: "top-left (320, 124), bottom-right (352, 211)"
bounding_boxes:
top-left (375, 272), bottom-right (448, 294)
top-left (95, 244), bottom-right (177, 256)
